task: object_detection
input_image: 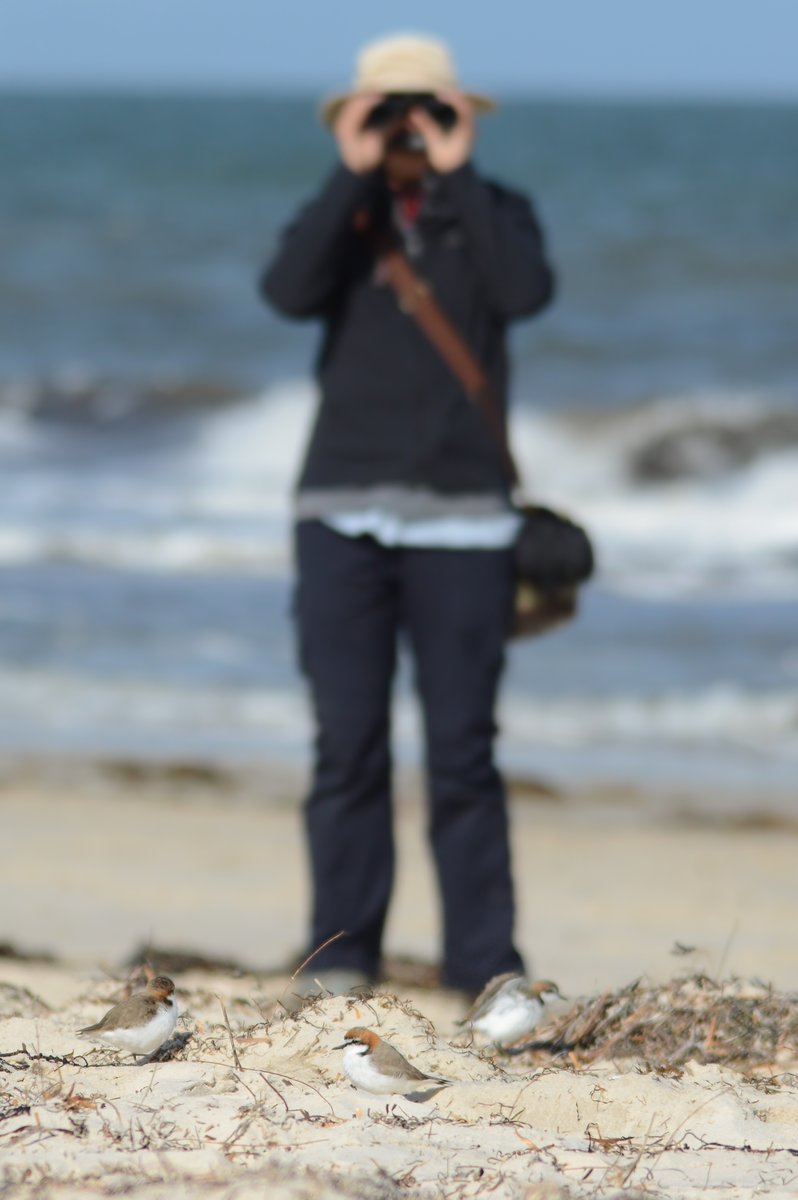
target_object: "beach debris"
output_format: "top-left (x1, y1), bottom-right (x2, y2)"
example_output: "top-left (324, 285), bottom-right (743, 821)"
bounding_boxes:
top-left (522, 974), bottom-right (798, 1069)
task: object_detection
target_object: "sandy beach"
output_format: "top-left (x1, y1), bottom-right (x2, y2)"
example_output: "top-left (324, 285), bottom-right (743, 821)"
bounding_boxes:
top-left (3, 761), bottom-right (798, 1198)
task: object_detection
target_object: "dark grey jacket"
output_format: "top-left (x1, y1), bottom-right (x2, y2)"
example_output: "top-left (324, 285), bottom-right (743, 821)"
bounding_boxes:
top-left (261, 162), bottom-right (554, 498)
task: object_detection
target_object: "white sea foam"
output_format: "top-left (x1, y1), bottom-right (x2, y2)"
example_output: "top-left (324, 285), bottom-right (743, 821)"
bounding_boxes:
top-left (501, 685), bottom-right (798, 756)
top-left (0, 525), bottom-right (288, 574)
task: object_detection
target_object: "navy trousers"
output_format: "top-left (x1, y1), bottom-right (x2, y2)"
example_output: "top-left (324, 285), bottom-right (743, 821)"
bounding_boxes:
top-left (294, 519), bottom-right (525, 992)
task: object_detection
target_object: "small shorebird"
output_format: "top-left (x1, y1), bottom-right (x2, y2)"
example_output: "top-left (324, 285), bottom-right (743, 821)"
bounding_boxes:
top-left (335, 1027), bottom-right (450, 1096)
top-left (459, 974), bottom-right (564, 1047)
top-left (77, 975), bottom-right (178, 1061)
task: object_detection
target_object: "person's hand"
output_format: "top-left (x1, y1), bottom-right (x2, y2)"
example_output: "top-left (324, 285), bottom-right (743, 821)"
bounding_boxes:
top-left (334, 94), bottom-right (387, 174)
top-left (408, 89), bottom-right (475, 173)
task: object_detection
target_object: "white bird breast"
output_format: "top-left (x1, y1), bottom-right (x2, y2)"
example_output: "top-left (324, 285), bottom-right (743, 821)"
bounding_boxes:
top-left (473, 993), bottom-right (542, 1045)
top-left (98, 1001), bottom-right (177, 1055)
top-left (341, 1043), bottom-right (380, 1089)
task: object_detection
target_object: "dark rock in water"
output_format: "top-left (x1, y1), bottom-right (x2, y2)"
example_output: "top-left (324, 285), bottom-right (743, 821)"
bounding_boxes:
top-left (632, 411), bottom-right (798, 481)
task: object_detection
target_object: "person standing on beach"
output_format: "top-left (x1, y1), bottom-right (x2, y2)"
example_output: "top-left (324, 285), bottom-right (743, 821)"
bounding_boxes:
top-left (261, 33), bottom-right (554, 999)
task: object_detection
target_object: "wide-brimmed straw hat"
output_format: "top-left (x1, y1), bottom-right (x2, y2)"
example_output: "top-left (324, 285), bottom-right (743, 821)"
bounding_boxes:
top-left (320, 33), bottom-right (496, 128)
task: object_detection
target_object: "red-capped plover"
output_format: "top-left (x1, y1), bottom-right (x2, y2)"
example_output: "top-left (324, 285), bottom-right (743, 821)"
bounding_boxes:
top-left (77, 975), bottom-right (178, 1061)
top-left (335, 1026), bottom-right (450, 1096)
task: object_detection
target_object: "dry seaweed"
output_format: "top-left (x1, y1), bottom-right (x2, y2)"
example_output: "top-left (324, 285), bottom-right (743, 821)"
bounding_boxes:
top-left (522, 974), bottom-right (798, 1069)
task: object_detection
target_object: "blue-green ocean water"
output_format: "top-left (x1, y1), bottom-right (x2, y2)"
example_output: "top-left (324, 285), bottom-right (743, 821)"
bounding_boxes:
top-left (1, 93), bottom-right (797, 793)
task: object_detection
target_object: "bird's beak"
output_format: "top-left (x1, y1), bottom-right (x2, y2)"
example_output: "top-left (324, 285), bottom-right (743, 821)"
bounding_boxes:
top-left (333, 1041), bottom-right (349, 1050)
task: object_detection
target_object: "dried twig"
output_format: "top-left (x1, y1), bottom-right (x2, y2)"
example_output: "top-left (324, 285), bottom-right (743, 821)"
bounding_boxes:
top-left (218, 999), bottom-right (241, 1070)
top-left (290, 931), bottom-right (347, 982)
top-left (258, 1071), bottom-right (290, 1114)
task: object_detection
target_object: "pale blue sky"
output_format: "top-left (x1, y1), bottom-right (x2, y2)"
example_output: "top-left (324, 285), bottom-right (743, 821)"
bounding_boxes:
top-left (2, 0), bottom-right (796, 98)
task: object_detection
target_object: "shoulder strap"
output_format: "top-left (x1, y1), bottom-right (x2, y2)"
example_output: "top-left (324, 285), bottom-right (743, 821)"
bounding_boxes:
top-left (374, 236), bottom-right (522, 491)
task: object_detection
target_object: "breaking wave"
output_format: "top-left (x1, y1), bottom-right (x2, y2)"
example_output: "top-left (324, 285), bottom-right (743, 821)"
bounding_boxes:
top-left (1, 377), bottom-right (797, 599)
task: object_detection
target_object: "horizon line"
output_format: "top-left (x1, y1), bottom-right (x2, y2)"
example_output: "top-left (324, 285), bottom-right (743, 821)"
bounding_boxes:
top-left (2, 80), bottom-right (797, 106)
